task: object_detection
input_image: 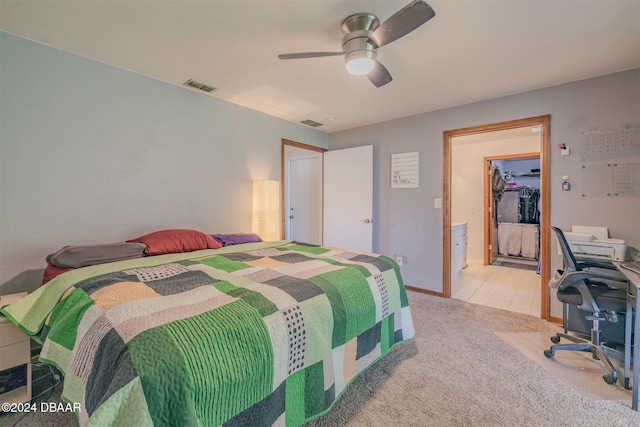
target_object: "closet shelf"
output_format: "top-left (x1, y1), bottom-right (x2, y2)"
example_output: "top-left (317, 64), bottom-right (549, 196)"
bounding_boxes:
top-left (510, 172), bottom-right (540, 178)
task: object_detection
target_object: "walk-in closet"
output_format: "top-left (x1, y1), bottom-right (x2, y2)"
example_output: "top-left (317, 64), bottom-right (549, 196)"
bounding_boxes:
top-left (492, 157), bottom-right (540, 269)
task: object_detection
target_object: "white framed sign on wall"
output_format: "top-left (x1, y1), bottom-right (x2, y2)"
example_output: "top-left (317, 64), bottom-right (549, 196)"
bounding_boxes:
top-left (391, 152), bottom-right (419, 189)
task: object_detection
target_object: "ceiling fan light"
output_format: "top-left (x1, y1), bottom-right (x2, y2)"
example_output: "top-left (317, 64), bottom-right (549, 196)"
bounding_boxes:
top-left (345, 48), bottom-right (377, 75)
top-left (346, 57), bottom-right (375, 75)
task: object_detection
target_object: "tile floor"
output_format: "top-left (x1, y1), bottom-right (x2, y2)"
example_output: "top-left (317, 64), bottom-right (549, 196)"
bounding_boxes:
top-left (451, 261), bottom-right (541, 317)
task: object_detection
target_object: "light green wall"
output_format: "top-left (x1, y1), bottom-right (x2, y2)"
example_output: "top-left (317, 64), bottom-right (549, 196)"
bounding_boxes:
top-left (0, 32), bottom-right (328, 291)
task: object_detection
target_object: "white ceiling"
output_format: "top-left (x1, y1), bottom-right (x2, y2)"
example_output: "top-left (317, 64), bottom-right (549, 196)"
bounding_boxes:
top-left (2, 0), bottom-right (639, 133)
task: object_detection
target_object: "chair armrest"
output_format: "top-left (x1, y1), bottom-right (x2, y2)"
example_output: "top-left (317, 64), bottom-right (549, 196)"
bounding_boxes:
top-left (562, 269), bottom-right (628, 290)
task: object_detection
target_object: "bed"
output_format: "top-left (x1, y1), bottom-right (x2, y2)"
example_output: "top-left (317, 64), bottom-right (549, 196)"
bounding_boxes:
top-left (1, 234), bottom-right (414, 426)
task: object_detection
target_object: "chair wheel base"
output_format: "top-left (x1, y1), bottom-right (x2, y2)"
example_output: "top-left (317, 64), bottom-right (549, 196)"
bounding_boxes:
top-left (544, 349), bottom-right (554, 358)
top-left (550, 335), bottom-right (561, 344)
top-left (603, 374), bottom-right (617, 385)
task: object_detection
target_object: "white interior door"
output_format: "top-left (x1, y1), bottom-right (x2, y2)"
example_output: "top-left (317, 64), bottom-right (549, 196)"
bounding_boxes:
top-left (323, 145), bottom-right (373, 252)
top-left (288, 156), bottom-right (322, 244)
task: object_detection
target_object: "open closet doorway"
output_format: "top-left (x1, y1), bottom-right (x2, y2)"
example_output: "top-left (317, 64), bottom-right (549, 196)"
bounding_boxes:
top-left (485, 153), bottom-right (541, 268)
top-left (443, 116), bottom-right (551, 320)
top-left (281, 139), bottom-right (326, 243)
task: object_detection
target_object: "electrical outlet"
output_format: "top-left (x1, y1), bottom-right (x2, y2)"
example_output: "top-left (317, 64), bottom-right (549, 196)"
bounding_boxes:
top-left (395, 255), bottom-right (403, 266)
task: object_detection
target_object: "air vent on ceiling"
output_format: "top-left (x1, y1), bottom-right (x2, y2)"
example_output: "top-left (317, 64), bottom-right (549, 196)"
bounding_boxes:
top-left (300, 119), bottom-right (323, 128)
top-left (183, 79), bottom-right (215, 93)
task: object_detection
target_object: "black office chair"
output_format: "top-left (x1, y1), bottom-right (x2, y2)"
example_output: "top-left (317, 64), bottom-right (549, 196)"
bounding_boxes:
top-left (544, 226), bottom-right (629, 385)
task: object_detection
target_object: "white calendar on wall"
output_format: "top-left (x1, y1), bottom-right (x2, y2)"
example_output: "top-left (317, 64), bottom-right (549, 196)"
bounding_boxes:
top-left (581, 163), bottom-right (640, 197)
top-left (581, 127), bottom-right (640, 161)
top-left (580, 126), bottom-right (640, 197)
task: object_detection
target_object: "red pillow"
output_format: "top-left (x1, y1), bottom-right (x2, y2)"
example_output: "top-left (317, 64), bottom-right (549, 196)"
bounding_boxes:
top-left (126, 229), bottom-right (222, 255)
top-left (43, 264), bottom-right (74, 285)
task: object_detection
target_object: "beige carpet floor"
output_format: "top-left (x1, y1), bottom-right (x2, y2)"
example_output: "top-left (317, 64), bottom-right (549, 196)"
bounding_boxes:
top-left (3, 291), bottom-right (640, 426)
top-left (305, 291), bottom-right (639, 426)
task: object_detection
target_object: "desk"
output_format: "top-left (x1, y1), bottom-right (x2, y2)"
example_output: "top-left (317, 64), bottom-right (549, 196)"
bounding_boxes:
top-left (614, 258), bottom-right (640, 411)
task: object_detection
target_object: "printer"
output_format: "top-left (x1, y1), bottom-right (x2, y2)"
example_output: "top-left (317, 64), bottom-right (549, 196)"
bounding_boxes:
top-left (562, 225), bottom-right (627, 262)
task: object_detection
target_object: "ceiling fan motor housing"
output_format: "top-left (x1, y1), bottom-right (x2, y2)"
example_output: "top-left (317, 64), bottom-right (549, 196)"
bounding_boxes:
top-left (341, 13), bottom-right (380, 73)
top-left (342, 31), bottom-right (377, 62)
top-left (341, 13), bottom-right (380, 35)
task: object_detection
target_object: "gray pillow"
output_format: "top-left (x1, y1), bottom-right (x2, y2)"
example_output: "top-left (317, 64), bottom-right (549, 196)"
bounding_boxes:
top-left (46, 242), bottom-right (147, 268)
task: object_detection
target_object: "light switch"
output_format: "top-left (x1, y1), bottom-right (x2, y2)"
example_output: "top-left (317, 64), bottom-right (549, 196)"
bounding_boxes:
top-left (434, 198), bottom-right (442, 209)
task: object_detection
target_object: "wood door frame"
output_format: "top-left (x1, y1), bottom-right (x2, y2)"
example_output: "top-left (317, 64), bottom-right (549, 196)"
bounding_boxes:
top-left (484, 152), bottom-right (540, 265)
top-left (280, 139), bottom-right (326, 240)
top-left (443, 115), bottom-right (551, 320)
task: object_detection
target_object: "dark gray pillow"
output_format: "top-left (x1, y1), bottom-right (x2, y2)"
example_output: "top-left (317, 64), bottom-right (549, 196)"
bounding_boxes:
top-left (46, 242), bottom-right (147, 268)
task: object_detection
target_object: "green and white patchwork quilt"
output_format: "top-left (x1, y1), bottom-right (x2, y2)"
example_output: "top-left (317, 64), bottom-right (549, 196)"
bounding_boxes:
top-left (1, 241), bottom-right (414, 426)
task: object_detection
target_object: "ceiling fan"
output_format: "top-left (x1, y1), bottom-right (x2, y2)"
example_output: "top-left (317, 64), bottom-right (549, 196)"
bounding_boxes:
top-left (278, 0), bottom-right (435, 87)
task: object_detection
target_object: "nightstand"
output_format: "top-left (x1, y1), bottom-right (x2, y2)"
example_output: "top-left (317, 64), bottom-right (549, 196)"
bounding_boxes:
top-left (0, 292), bottom-right (31, 404)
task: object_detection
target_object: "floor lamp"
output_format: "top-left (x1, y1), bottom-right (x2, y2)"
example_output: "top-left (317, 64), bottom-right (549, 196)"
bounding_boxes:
top-left (252, 180), bottom-right (280, 241)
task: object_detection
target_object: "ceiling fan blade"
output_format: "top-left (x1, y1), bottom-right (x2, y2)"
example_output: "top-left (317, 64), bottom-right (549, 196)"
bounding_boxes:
top-left (371, 0), bottom-right (435, 48)
top-left (367, 61), bottom-right (393, 87)
top-left (278, 52), bottom-right (344, 60)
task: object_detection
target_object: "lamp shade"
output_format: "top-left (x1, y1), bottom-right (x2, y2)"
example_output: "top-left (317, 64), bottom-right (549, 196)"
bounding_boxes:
top-left (252, 180), bottom-right (280, 241)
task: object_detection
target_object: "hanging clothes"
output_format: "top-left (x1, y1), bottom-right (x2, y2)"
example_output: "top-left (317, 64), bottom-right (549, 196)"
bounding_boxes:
top-left (492, 167), bottom-right (506, 201)
top-left (518, 188), bottom-right (540, 224)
